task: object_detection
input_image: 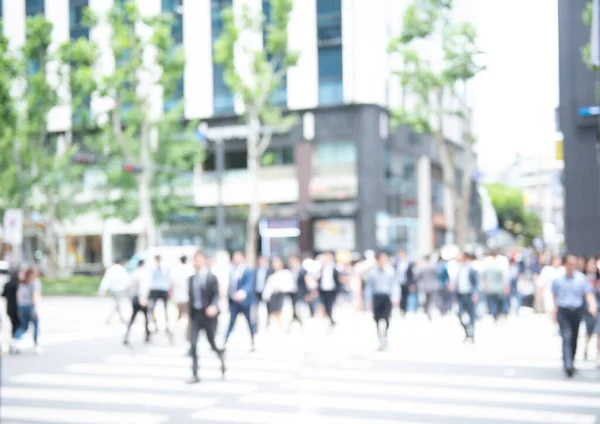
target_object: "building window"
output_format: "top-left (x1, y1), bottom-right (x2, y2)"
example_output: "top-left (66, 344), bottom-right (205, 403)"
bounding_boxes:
top-left (212, 0), bottom-right (234, 114)
top-left (317, 0), bottom-right (343, 105)
top-left (70, 0), bottom-right (89, 40)
top-left (432, 179), bottom-right (444, 215)
top-left (163, 0), bottom-right (184, 112)
top-left (26, 0), bottom-right (44, 16)
top-left (315, 142), bottom-right (356, 165)
top-left (262, 1), bottom-right (287, 107)
top-left (225, 150), bottom-right (248, 170)
top-left (261, 146), bottom-right (295, 167)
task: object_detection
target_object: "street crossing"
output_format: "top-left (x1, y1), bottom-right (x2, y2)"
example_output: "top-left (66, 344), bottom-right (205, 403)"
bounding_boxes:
top-left (2, 313), bottom-right (600, 424)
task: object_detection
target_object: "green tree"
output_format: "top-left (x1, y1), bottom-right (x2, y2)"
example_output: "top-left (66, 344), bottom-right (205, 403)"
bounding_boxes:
top-left (69, 1), bottom-right (201, 251)
top-left (388, 0), bottom-right (485, 249)
top-left (0, 16), bottom-right (87, 275)
top-left (486, 183), bottom-right (543, 246)
top-left (214, 0), bottom-right (299, 265)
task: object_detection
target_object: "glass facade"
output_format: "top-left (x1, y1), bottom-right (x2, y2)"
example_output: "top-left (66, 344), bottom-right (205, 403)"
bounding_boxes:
top-left (432, 179), bottom-right (444, 215)
top-left (26, 0), bottom-right (44, 16)
top-left (314, 142), bottom-right (356, 165)
top-left (262, 1), bottom-right (287, 107)
top-left (163, 0), bottom-right (184, 112)
top-left (317, 0), bottom-right (343, 105)
top-left (261, 146), bottom-right (295, 167)
top-left (69, 0), bottom-right (89, 40)
top-left (212, 0), bottom-right (234, 114)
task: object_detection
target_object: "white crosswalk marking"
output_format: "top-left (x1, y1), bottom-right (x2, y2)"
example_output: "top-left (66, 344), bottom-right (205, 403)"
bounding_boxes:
top-left (2, 313), bottom-right (600, 423)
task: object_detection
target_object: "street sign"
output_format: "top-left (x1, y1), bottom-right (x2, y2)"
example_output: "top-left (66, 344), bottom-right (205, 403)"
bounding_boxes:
top-left (3, 209), bottom-right (24, 245)
top-left (579, 106), bottom-right (600, 117)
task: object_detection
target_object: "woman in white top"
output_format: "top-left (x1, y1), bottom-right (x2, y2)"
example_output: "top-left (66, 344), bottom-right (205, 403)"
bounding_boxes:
top-left (262, 257), bottom-right (294, 328)
top-left (538, 256), bottom-right (564, 314)
top-left (171, 256), bottom-right (194, 321)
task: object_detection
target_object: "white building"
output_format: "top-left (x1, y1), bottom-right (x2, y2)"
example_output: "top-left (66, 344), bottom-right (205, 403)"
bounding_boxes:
top-left (1, 0), bottom-right (480, 269)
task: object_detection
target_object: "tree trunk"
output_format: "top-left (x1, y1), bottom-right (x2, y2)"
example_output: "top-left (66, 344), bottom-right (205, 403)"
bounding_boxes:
top-left (245, 112), bottom-right (262, 268)
top-left (42, 194), bottom-right (60, 278)
top-left (456, 138), bottom-right (475, 251)
top-left (137, 123), bottom-right (155, 252)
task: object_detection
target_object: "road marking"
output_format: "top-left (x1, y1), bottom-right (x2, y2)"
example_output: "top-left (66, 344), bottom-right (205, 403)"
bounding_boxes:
top-left (299, 368), bottom-right (600, 394)
top-left (367, 353), bottom-right (568, 369)
top-left (11, 373), bottom-right (258, 394)
top-left (67, 363), bottom-right (293, 382)
top-left (191, 407), bottom-right (434, 424)
top-left (281, 380), bottom-right (600, 408)
top-left (2, 387), bottom-right (217, 410)
top-left (0, 406), bottom-right (168, 424)
top-left (240, 393), bottom-right (597, 424)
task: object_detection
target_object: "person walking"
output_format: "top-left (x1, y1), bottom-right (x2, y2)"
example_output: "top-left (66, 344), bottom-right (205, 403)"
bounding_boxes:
top-left (10, 267), bottom-right (43, 355)
top-left (262, 256), bottom-right (294, 330)
top-left (224, 251), bottom-right (256, 351)
top-left (253, 256), bottom-right (271, 331)
top-left (482, 249), bottom-right (510, 321)
top-left (288, 255), bottom-right (307, 326)
top-left (415, 254), bottom-right (440, 321)
top-left (318, 252), bottom-right (341, 327)
top-left (2, 269), bottom-right (21, 337)
top-left (188, 251), bottom-right (225, 384)
top-left (98, 258), bottom-right (131, 325)
top-left (149, 255), bottom-right (172, 338)
top-left (124, 259), bottom-right (151, 345)
top-left (364, 251), bottom-right (399, 350)
top-left (552, 254), bottom-right (598, 377)
top-left (452, 253), bottom-right (479, 342)
top-left (582, 257), bottom-right (599, 360)
top-left (396, 249), bottom-right (411, 315)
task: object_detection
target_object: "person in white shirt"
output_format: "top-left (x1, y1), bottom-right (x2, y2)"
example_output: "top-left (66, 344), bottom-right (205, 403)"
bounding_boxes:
top-left (318, 252), bottom-right (341, 326)
top-left (98, 258), bottom-right (131, 325)
top-left (262, 257), bottom-right (294, 329)
top-left (171, 256), bottom-right (194, 322)
top-left (149, 255), bottom-right (172, 337)
top-left (482, 249), bottom-right (510, 321)
top-left (124, 259), bottom-right (151, 345)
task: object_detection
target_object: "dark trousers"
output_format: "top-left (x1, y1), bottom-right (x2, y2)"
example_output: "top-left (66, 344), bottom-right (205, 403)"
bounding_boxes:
top-left (487, 294), bottom-right (504, 320)
top-left (438, 286), bottom-right (454, 316)
top-left (7, 311), bottom-right (19, 337)
top-left (373, 294), bottom-right (392, 335)
top-left (225, 300), bottom-right (255, 342)
top-left (288, 292), bottom-right (303, 324)
top-left (319, 290), bottom-right (337, 324)
top-left (190, 309), bottom-right (222, 377)
top-left (557, 307), bottom-right (582, 370)
top-left (399, 285), bottom-right (410, 313)
top-left (423, 292), bottom-right (438, 320)
top-left (124, 297), bottom-right (150, 342)
top-left (14, 306), bottom-right (39, 344)
top-left (457, 293), bottom-right (476, 339)
top-left (149, 290), bottom-right (170, 333)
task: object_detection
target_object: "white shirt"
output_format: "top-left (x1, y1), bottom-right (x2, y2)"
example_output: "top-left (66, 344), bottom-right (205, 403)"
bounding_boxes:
top-left (172, 263), bottom-right (194, 303)
top-left (99, 264), bottom-right (131, 294)
top-left (130, 267), bottom-right (151, 304)
top-left (151, 264), bottom-right (171, 291)
top-left (263, 269), bottom-right (295, 301)
top-left (456, 264), bottom-right (472, 294)
top-left (321, 265), bottom-right (336, 291)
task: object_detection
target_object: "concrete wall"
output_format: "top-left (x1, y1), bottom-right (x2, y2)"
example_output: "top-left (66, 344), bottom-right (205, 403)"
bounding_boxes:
top-left (558, 0), bottom-right (600, 255)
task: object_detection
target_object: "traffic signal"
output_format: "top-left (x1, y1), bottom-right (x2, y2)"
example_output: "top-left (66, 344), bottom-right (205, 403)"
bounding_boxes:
top-left (123, 164), bottom-right (143, 174)
top-left (72, 152), bottom-right (97, 165)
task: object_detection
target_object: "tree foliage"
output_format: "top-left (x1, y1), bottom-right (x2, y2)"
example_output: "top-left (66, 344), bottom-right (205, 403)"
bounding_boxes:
top-left (66, 1), bottom-right (202, 248)
top-left (486, 183), bottom-right (543, 246)
top-left (214, 0), bottom-right (298, 264)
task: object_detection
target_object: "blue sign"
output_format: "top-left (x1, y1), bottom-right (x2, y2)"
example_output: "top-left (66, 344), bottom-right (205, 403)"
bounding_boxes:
top-left (579, 106), bottom-right (600, 117)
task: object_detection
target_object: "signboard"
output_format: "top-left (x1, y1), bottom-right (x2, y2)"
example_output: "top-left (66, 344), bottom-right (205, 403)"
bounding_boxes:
top-left (3, 209), bottom-right (24, 245)
top-left (314, 218), bottom-right (356, 252)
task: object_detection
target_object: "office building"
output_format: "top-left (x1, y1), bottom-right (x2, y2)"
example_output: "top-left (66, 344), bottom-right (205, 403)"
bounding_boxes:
top-left (0, 0), bottom-right (480, 268)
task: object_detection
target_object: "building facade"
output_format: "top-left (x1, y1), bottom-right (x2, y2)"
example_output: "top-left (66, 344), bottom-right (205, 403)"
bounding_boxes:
top-left (1, 0), bottom-right (480, 267)
top-left (558, 0), bottom-right (600, 255)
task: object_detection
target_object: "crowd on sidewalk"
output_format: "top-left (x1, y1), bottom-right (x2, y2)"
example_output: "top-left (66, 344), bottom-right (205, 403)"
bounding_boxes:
top-left (3, 245), bottom-right (600, 380)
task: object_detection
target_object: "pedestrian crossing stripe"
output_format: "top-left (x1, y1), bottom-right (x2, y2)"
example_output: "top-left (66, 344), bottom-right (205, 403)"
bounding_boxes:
top-left (11, 373), bottom-right (259, 394)
top-left (239, 393), bottom-right (598, 424)
top-left (104, 354), bottom-right (305, 370)
top-left (0, 406), bottom-right (168, 424)
top-left (191, 407), bottom-right (427, 424)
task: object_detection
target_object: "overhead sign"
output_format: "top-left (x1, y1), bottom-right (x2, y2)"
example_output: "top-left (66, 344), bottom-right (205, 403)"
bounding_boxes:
top-left (3, 209), bottom-right (24, 245)
top-left (579, 106), bottom-right (600, 117)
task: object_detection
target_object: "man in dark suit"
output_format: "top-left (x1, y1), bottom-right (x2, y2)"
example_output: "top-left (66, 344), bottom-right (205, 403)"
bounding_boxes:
top-left (188, 251), bottom-right (225, 384)
top-left (318, 251), bottom-right (342, 326)
top-left (224, 251), bottom-right (256, 351)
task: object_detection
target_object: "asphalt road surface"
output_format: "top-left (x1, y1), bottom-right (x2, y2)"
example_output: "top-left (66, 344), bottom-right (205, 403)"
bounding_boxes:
top-left (1, 297), bottom-right (599, 424)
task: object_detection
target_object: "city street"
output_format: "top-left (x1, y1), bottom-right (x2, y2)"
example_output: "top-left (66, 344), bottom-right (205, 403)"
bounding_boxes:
top-left (1, 297), bottom-right (600, 424)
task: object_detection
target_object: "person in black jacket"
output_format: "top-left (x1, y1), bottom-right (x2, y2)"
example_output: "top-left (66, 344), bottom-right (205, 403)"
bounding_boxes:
top-left (288, 255), bottom-right (307, 327)
top-left (188, 251), bottom-right (225, 384)
top-left (2, 270), bottom-right (21, 337)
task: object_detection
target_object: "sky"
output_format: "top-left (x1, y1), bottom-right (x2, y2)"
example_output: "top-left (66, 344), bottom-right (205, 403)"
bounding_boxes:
top-left (469, 0), bottom-right (560, 172)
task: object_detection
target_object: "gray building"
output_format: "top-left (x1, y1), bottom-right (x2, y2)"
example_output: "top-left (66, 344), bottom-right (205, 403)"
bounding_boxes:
top-left (558, 0), bottom-right (600, 255)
